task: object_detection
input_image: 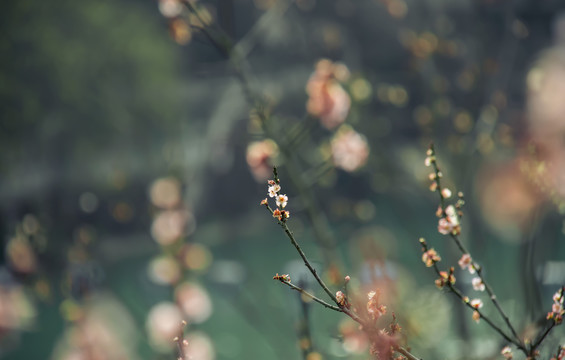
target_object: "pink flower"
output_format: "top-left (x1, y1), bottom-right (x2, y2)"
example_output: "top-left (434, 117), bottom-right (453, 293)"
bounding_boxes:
top-left (246, 140), bottom-right (278, 182)
top-left (435, 271), bottom-right (455, 288)
top-left (438, 205), bottom-right (460, 235)
top-left (458, 254), bottom-right (475, 274)
top-left (306, 59), bottom-right (351, 129)
top-left (547, 288), bottom-right (564, 323)
top-left (366, 290), bottom-right (386, 320)
top-left (422, 248), bottom-right (441, 267)
top-left (150, 177), bottom-right (182, 209)
top-left (472, 310), bottom-right (480, 323)
top-left (441, 188), bottom-right (452, 199)
top-left (331, 126), bottom-right (370, 172)
top-left (175, 282), bottom-right (213, 324)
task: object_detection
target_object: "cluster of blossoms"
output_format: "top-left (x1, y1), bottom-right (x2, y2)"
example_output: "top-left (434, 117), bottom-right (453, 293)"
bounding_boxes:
top-left (437, 205), bottom-right (461, 235)
top-left (335, 290), bottom-right (352, 309)
top-left (468, 298), bottom-right (483, 323)
top-left (435, 267), bottom-right (456, 289)
top-left (547, 287), bottom-right (565, 324)
top-left (421, 247), bottom-right (441, 267)
top-left (260, 180), bottom-right (290, 221)
top-left (367, 290), bottom-right (387, 321)
top-left (457, 254), bottom-right (485, 292)
top-left (425, 147), bottom-right (466, 237)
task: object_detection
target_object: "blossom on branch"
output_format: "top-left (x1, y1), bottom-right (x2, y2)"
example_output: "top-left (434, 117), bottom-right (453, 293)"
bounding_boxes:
top-left (336, 291), bottom-right (347, 306)
top-left (438, 205), bottom-right (460, 235)
top-left (435, 270), bottom-right (455, 289)
top-left (501, 346), bottom-right (513, 359)
top-left (470, 299), bottom-right (483, 309)
top-left (472, 277), bottom-right (485, 292)
top-left (367, 290), bottom-right (387, 320)
top-left (458, 254), bottom-right (475, 274)
top-left (547, 287), bottom-right (565, 324)
top-left (275, 194), bottom-right (288, 208)
top-left (422, 248), bottom-right (441, 267)
top-left (268, 184), bottom-right (280, 197)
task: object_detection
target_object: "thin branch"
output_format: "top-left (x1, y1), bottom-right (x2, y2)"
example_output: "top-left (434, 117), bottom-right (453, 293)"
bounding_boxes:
top-left (428, 144), bottom-right (525, 349)
top-left (419, 239), bottom-right (523, 350)
top-left (263, 203), bottom-right (339, 306)
top-left (530, 320), bottom-right (555, 351)
top-left (276, 279), bottom-right (342, 312)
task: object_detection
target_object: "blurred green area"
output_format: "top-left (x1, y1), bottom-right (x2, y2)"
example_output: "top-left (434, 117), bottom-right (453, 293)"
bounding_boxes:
top-left (1, 0), bottom-right (565, 359)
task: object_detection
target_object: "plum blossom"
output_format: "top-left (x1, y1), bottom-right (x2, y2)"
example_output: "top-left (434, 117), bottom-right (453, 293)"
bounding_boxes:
top-left (246, 140), bottom-right (279, 182)
top-left (275, 194), bottom-right (288, 208)
top-left (331, 126), bottom-right (370, 172)
top-left (268, 184), bottom-right (280, 197)
top-left (306, 59), bottom-right (351, 129)
top-left (501, 346), bottom-right (513, 359)
top-left (366, 290), bottom-right (387, 320)
top-left (272, 209), bottom-right (290, 221)
top-left (435, 270), bottom-right (455, 288)
top-left (470, 299), bottom-right (483, 309)
top-left (175, 282), bottom-right (213, 324)
top-left (472, 310), bottom-right (480, 323)
top-left (422, 248), bottom-right (441, 267)
top-left (438, 205), bottom-right (460, 235)
top-left (547, 287), bottom-right (565, 324)
top-left (336, 291), bottom-right (346, 306)
top-left (472, 277), bottom-right (485, 291)
top-left (441, 188), bottom-right (452, 199)
top-left (458, 254), bottom-right (475, 274)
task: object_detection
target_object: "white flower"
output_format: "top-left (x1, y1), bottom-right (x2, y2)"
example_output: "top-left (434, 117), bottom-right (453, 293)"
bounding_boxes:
top-left (441, 188), bottom-right (452, 199)
top-left (472, 277), bottom-right (485, 291)
top-left (445, 205), bottom-right (459, 225)
top-left (438, 205), bottom-right (460, 235)
top-left (276, 194), bottom-right (288, 208)
top-left (470, 299), bottom-right (483, 309)
top-left (336, 291), bottom-right (346, 306)
top-left (268, 184), bottom-right (280, 198)
top-left (501, 346), bottom-right (513, 359)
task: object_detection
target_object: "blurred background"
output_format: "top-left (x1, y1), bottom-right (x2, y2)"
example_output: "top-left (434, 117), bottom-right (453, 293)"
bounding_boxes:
top-left (1, 0), bottom-right (565, 359)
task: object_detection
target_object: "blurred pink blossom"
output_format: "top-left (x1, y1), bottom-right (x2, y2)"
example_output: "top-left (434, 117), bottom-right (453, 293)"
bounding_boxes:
top-left (330, 126), bottom-right (369, 172)
top-left (306, 59), bottom-right (351, 129)
top-left (175, 282), bottom-right (213, 324)
top-left (146, 302), bottom-right (184, 350)
top-left (246, 139), bottom-right (278, 182)
top-left (151, 210), bottom-right (194, 245)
